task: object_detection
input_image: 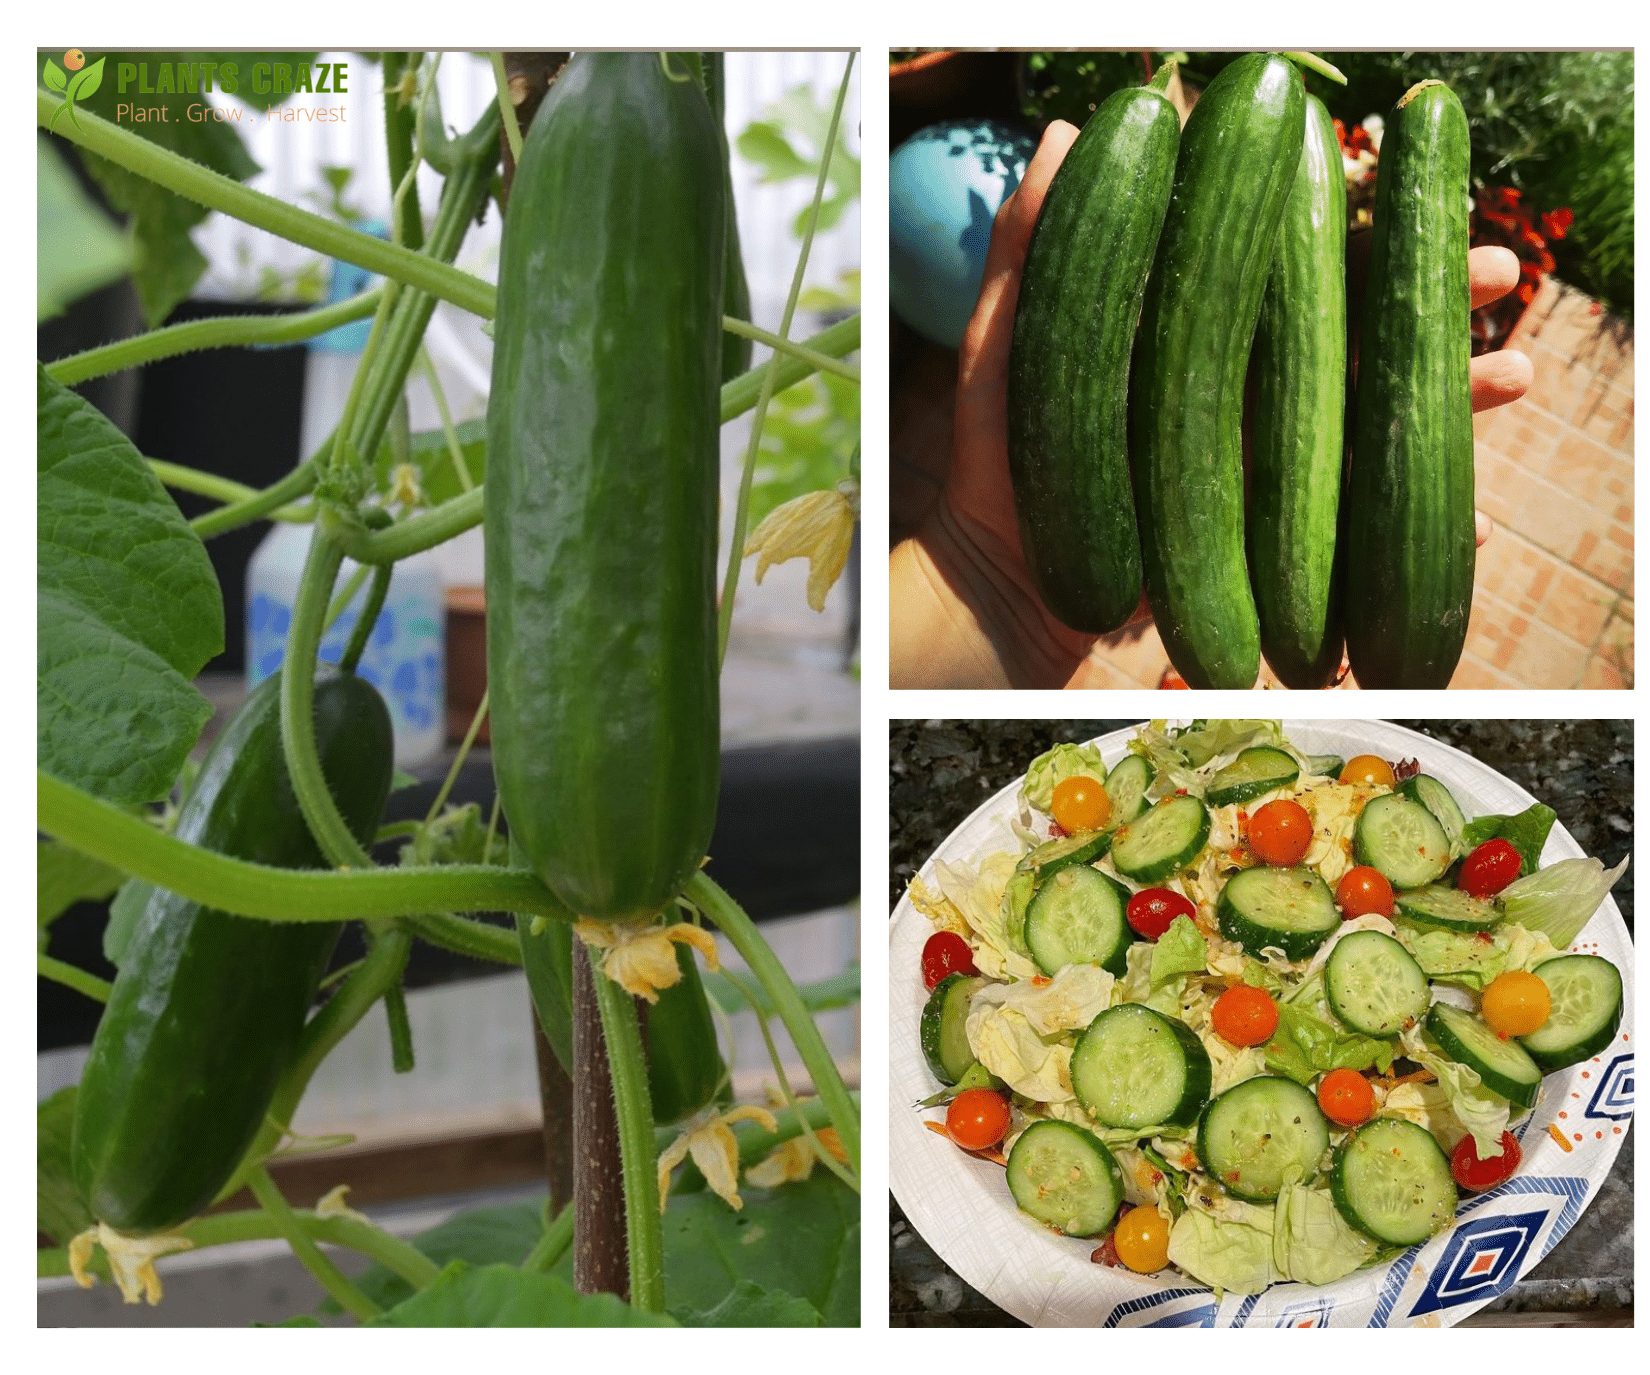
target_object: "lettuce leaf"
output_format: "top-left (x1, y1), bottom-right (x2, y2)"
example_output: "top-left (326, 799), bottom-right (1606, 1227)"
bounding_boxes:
top-left (1498, 854), bottom-right (1630, 949)
top-left (1265, 976), bottom-right (1396, 1085)
top-left (1166, 1196), bottom-right (1277, 1294)
top-left (1272, 1183), bottom-right (1379, 1285)
top-left (1020, 742), bottom-right (1109, 813)
top-left (1461, 802), bottom-right (1558, 875)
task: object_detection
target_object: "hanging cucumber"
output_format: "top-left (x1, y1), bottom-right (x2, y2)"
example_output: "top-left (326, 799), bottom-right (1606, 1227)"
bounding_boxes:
top-left (485, 52), bottom-right (724, 921)
top-left (1006, 70), bottom-right (1179, 633)
top-left (1129, 52), bottom-right (1306, 688)
top-left (1249, 92), bottom-right (1347, 689)
top-left (1344, 79), bottom-right (1474, 688)
top-left (72, 668), bottom-right (393, 1235)
top-left (702, 51), bottom-right (754, 381)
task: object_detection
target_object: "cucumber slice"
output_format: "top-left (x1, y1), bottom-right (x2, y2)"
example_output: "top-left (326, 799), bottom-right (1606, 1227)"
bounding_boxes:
top-left (1519, 954), bottom-right (1625, 1071)
top-left (1215, 865), bottom-right (1339, 960)
top-left (1324, 930), bottom-right (1430, 1036)
top-left (1354, 794), bottom-right (1451, 888)
top-left (1306, 752), bottom-right (1345, 778)
top-left (1395, 884), bottom-right (1503, 932)
top-left (1206, 746), bottom-right (1301, 807)
top-left (1023, 829), bottom-right (1114, 880)
top-left (1331, 1118), bottom-right (1457, 1245)
top-left (1426, 1002), bottom-right (1542, 1108)
top-left (1111, 794), bottom-right (1211, 883)
top-left (1397, 774), bottom-right (1468, 857)
top-left (1070, 1005), bottom-right (1212, 1129)
top-left (920, 973), bottom-right (982, 1086)
top-left (1103, 754), bottom-right (1156, 824)
top-left (1007, 1119), bottom-right (1125, 1237)
top-left (1197, 1076), bottom-right (1330, 1203)
top-left (1023, 865), bottom-right (1132, 976)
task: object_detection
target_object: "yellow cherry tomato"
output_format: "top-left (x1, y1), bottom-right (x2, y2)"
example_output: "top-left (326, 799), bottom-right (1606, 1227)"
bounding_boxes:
top-left (1112, 1205), bottom-right (1171, 1274)
top-left (1340, 754), bottom-right (1397, 789)
top-left (1481, 970), bottom-right (1552, 1037)
top-left (1051, 774), bottom-right (1111, 834)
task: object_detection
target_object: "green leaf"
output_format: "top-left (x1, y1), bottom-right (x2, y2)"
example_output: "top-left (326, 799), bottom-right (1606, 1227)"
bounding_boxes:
top-left (68, 57), bottom-right (107, 104)
top-left (736, 122), bottom-right (813, 181)
top-left (1460, 802), bottom-right (1558, 876)
top-left (322, 1202), bottom-right (543, 1314)
top-left (658, 1173), bottom-right (859, 1326)
top-left (38, 1088), bottom-right (94, 1245)
top-left (37, 366), bottom-right (222, 804)
top-left (42, 60), bottom-right (68, 95)
top-left (672, 1279), bottom-right (822, 1326)
top-left (703, 963), bottom-right (859, 1016)
top-left (38, 840), bottom-right (124, 939)
top-left (367, 1262), bottom-right (678, 1327)
top-left (37, 138), bottom-right (131, 320)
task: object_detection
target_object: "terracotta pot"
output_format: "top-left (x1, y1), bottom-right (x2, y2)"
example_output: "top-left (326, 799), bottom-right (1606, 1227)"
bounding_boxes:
top-left (445, 585), bottom-right (489, 745)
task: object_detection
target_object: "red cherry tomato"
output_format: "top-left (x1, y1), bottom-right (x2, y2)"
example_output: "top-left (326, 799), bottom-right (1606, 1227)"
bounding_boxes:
top-left (1316, 1068), bottom-right (1375, 1127)
top-left (946, 1088), bottom-right (1011, 1151)
top-left (921, 932), bottom-right (977, 990)
top-left (1335, 865), bottom-right (1395, 919)
top-left (1126, 887), bottom-right (1196, 941)
top-left (1210, 984), bottom-right (1279, 1047)
top-left (1459, 838), bottom-right (1522, 897)
top-left (1451, 1130), bottom-right (1523, 1191)
top-left (1051, 775), bottom-right (1111, 835)
top-left (1340, 754), bottom-right (1397, 789)
top-left (1247, 799), bottom-right (1314, 866)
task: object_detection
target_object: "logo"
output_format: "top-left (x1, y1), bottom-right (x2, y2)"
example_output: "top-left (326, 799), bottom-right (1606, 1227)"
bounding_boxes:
top-left (42, 49), bottom-right (105, 134)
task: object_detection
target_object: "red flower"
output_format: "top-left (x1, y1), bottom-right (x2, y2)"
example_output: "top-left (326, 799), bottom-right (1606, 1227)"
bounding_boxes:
top-left (1517, 281), bottom-right (1537, 305)
top-left (1347, 125), bottom-right (1374, 154)
top-left (1541, 207), bottom-right (1574, 241)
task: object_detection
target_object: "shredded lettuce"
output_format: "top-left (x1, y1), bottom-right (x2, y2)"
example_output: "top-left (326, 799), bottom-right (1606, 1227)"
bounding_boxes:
top-left (1498, 854), bottom-right (1630, 949)
top-left (1020, 742), bottom-right (1110, 813)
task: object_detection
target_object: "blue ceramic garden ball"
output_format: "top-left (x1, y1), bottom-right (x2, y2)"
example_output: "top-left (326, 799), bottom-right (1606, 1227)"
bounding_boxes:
top-left (890, 119), bottom-right (1039, 349)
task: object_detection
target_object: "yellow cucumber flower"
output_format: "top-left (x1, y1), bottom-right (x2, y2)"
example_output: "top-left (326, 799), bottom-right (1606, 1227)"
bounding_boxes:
top-left (68, 1223), bottom-right (193, 1305)
top-left (574, 918), bottom-right (718, 1002)
top-left (657, 1103), bottom-right (779, 1212)
top-left (743, 480), bottom-right (858, 612)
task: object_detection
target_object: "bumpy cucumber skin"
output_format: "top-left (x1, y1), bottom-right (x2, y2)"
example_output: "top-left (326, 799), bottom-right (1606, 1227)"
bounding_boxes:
top-left (1007, 84), bottom-right (1179, 633)
top-left (1129, 53), bottom-right (1305, 689)
top-left (1345, 81), bottom-right (1474, 688)
top-left (1250, 93), bottom-right (1348, 688)
top-left (641, 944), bottom-right (727, 1124)
top-left (485, 53), bottom-right (723, 920)
top-left (72, 670), bottom-right (393, 1234)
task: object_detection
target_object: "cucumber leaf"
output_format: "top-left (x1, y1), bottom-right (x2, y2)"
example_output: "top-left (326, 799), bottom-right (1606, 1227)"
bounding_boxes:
top-left (1461, 802), bottom-right (1558, 875)
top-left (672, 1279), bottom-right (822, 1327)
top-left (37, 840), bottom-right (124, 938)
top-left (37, 138), bottom-right (130, 320)
top-left (38, 366), bottom-right (222, 804)
top-left (366, 1262), bottom-right (676, 1327)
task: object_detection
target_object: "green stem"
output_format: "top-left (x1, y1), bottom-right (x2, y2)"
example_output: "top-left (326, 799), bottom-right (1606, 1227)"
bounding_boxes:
top-left (37, 953), bottom-right (111, 1003)
top-left (39, 92), bottom-right (493, 319)
top-left (38, 770), bottom-right (568, 921)
top-left (685, 872), bottom-right (859, 1174)
top-left (401, 911), bottom-right (523, 966)
top-left (150, 459), bottom-right (311, 519)
top-left (247, 1168), bottom-right (382, 1321)
top-left (1283, 51), bottom-right (1348, 85)
top-left (720, 317), bottom-right (860, 382)
top-left (720, 315), bottom-right (860, 422)
top-left (191, 460), bottom-right (319, 538)
top-left (335, 487), bottom-right (484, 563)
top-left (520, 1201), bottom-right (575, 1274)
top-left (382, 53), bottom-right (426, 253)
top-left (1148, 60), bottom-right (1177, 92)
top-left (39, 1204), bottom-right (442, 1292)
top-left (46, 290), bottom-right (386, 387)
top-left (339, 563), bottom-right (393, 672)
top-left (424, 689), bottom-right (490, 827)
top-left (717, 53), bottom-right (855, 664)
top-left (586, 945), bottom-right (665, 1312)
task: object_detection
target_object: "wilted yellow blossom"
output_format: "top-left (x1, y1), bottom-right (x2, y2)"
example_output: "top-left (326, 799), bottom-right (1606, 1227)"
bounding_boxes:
top-left (315, 1184), bottom-right (370, 1224)
top-left (743, 480), bottom-right (858, 612)
top-left (657, 1103), bottom-right (780, 1212)
top-left (574, 918), bottom-right (719, 1002)
top-left (745, 1126), bottom-right (847, 1187)
top-left (69, 1223), bottom-right (193, 1305)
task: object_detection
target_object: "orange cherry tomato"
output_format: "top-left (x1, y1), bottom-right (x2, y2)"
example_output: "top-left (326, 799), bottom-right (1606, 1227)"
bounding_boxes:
top-left (1451, 1130), bottom-right (1522, 1191)
top-left (1480, 969), bottom-right (1552, 1037)
top-left (1112, 1205), bottom-right (1171, 1273)
top-left (945, 1088), bottom-right (1011, 1151)
top-left (1340, 754), bottom-right (1397, 789)
top-left (1316, 1068), bottom-right (1376, 1127)
top-left (1247, 799), bottom-right (1313, 866)
top-left (1051, 775), bottom-right (1111, 835)
top-left (1335, 865), bottom-right (1395, 919)
top-left (1210, 983), bottom-right (1279, 1047)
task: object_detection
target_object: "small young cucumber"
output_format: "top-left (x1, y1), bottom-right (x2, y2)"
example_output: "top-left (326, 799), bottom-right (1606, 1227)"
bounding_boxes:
top-left (1249, 93), bottom-right (1348, 688)
top-left (1345, 80), bottom-right (1475, 687)
top-left (1007, 75), bottom-right (1180, 633)
top-left (1130, 53), bottom-right (1306, 688)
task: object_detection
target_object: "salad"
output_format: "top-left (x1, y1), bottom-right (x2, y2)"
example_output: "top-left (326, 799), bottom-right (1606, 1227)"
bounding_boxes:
top-left (907, 720), bottom-right (1629, 1299)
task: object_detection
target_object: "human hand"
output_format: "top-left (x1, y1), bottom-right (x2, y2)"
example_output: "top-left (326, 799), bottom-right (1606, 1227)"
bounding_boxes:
top-left (889, 118), bottom-right (1533, 690)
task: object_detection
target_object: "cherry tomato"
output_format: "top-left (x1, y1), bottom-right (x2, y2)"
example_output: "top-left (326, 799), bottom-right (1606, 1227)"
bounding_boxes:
top-left (1340, 754), bottom-right (1397, 789)
top-left (1316, 1068), bottom-right (1376, 1127)
top-left (1112, 1205), bottom-right (1171, 1274)
top-left (1480, 969), bottom-right (1551, 1037)
top-left (945, 1088), bottom-right (1011, 1151)
top-left (1451, 1130), bottom-right (1523, 1191)
top-left (1210, 983), bottom-right (1279, 1047)
top-left (1051, 775), bottom-right (1111, 835)
top-left (1459, 838), bottom-right (1523, 897)
top-left (1335, 865), bottom-right (1395, 919)
top-left (920, 932), bottom-right (977, 990)
top-left (1126, 887), bottom-right (1196, 941)
top-left (1247, 799), bottom-right (1314, 866)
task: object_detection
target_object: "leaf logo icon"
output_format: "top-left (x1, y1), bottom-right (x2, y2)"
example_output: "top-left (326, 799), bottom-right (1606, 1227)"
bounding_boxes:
top-left (45, 52), bottom-right (104, 135)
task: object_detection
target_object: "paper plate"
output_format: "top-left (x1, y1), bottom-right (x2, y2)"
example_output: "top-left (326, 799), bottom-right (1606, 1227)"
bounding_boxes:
top-left (889, 720), bottom-right (1634, 1327)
